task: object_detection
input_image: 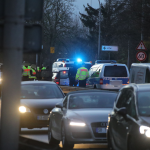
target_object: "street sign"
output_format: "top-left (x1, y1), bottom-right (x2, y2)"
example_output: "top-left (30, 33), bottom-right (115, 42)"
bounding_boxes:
top-left (102, 45), bottom-right (118, 51)
top-left (136, 51), bottom-right (147, 62)
top-left (136, 41), bottom-right (147, 50)
top-left (50, 47), bottom-right (55, 53)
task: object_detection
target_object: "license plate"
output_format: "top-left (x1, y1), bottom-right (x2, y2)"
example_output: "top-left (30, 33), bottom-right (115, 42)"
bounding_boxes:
top-left (37, 115), bottom-right (49, 120)
top-left (96, 127), bottom-right (106, 133)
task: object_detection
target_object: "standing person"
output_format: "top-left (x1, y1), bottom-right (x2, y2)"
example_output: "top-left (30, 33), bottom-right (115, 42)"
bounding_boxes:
top-left (68, 64), bottom-right (78, 86)
top-left (75, 63), bottom-right (89, 87)
top-left (22, 62), bottom-right (31, 81)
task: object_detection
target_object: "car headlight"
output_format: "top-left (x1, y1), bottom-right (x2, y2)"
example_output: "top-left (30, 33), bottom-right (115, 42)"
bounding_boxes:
top-left (140, 126), bottom-right (150, 137)
top-left (69, 122), bottom-right (86, 127)
top-left (19, 106), bottom-right (31, 113)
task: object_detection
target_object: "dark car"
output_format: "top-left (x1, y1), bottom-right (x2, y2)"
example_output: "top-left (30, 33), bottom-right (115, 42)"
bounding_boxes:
top-left (19, 81), bottom-right (64, 129)
top-left (48, 90), bottom-right (117, 149)
top-left (107, 84), bottom-right (150, 150)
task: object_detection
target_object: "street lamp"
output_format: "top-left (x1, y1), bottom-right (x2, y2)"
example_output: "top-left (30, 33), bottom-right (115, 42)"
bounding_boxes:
top-left (98, 0), bottom-right (101, 60)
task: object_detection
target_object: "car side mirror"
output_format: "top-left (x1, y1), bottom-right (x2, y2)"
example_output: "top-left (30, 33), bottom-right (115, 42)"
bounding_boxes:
top-left (55, 102), bottom-right (63, 109)
top-left (117, 107), bottom-right (127, 116)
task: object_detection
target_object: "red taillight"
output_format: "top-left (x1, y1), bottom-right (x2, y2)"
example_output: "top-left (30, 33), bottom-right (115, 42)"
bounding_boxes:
top-left (64, 64), bottom-right (66, 67)
top-left (63, 71), bottom-right (66, 74)
top-left (100, 78), bottom-right (103, 85)
top-left (56, 82), bottom-right (59, 85)
top-left (55, 77), bottom-right (57, 79)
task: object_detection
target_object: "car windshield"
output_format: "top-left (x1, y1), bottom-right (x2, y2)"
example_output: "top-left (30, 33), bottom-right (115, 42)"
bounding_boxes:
top-left (138, 91), bottom-right (150, 116)
top-left (104, 66), bottom-right (127, 77)
top-left (69, 92), bottom-right (117, 109)
top-left (21, 84), bottom-right (64, 99)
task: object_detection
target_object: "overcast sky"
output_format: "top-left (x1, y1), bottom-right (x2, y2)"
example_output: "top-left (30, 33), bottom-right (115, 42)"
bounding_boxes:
top-left (73, 0), bottom-right (105, 14)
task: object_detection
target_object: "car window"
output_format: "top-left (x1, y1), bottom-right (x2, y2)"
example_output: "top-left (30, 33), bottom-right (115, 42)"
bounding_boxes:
top-left (104, 66), bottom-right (127, 77)
top-left (21, 84), bottom-right (64, 99)
top-left (138, 91), bottom-right (150, 116)
top-left (63, 96), bottom-right (68, 108)
top-left (126, 95), bottom-right (137, 119)
top-left (145, 69), bottom-right (150, 83)
top-left (69, 92), bottom-right (117, 109)
top-left (60, 71), bottom-right (68, 79)
top-left (116, 89), bottom-right (133, 108)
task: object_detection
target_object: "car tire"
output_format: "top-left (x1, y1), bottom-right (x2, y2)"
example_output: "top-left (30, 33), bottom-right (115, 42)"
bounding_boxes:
top-left (61, 124), bottom-right (74, 149)
top-left (48, 121), bottom-right (60, 146)
top-left (107, 131), bottom-right (114, 150)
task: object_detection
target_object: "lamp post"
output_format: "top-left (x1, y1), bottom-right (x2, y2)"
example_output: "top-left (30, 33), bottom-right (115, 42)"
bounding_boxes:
top-left (98, 0), bottom-right (101, 59)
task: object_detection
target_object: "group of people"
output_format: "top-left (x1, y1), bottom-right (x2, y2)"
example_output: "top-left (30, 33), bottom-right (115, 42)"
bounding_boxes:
top-left (22, 62), bottom-right (46, 81)
top-left (68, 63), bottom-right (89, 87)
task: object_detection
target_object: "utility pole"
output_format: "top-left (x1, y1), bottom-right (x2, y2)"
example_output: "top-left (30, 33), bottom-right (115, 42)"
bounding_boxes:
top-left (1, 0), bottom-right (25, 150)
top-left (98, 0), bottom-right (101, 59)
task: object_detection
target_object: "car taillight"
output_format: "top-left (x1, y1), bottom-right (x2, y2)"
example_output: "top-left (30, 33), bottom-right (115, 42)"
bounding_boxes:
top-left (55, 76), bottom-right (57, 79)
top-left (127, 78), bottom-right (129, 84)
top-left (100, 78), bottom-right (103, 85)
top-left (56, 82), bottom-right (59, 85)
top-left (64, 64), bottom-right (66, 67)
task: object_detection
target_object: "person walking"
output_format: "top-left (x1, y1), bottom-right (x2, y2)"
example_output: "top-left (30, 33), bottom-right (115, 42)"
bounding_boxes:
top-left (75, 63), bottom-right (89, 87)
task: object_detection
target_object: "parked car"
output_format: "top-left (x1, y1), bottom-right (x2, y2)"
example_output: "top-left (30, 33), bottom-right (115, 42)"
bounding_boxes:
top-left (107, 84), bottom-right (150, 150)
top-left (19, 81), bottom-right (65, 129)
top-left (86, 63), bottom-right (129, 90)
top-left (48, 90), bottom-right (117, 148)
top-left (52, 68), bottom-right (70, 86)
top-left (130, 63), bottom-right (150, 84)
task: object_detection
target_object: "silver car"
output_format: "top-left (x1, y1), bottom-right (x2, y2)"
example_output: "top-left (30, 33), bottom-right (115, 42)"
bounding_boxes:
top-left (48, 90), bottom-right (117, 149)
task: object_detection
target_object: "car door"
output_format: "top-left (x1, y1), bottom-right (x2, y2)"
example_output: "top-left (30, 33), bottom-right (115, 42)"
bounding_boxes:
top-left (53, 96), bottom-right (68, 139)
top-left (110, 89), bottom-right (129, 149)
top-left (116, 88), bottom-right (136, 150)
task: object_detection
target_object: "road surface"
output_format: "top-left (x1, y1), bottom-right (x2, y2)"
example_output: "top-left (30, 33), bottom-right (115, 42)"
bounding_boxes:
top-left (20, 128), bottom-right (108, 150)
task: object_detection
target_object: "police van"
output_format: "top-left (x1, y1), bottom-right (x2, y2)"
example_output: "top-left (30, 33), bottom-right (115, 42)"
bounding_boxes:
top-left (52, 67), bottom-right (69, 86)
top-left (130, 63), bottom-right (150, 84)
top-left (86, 63), bottom-right (129, 90)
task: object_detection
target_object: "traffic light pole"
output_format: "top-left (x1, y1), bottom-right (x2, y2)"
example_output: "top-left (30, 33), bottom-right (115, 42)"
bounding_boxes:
top-left (0, 0), bottom-right (25, 150)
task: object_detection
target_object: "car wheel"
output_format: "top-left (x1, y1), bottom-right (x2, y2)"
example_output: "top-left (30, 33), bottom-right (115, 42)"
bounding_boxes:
top-left (48, 121), bottom-right (60, 146)
top-left (107, 131), bottom-right (114, 150)
top-left (61, 124), bottom-right (74, 149)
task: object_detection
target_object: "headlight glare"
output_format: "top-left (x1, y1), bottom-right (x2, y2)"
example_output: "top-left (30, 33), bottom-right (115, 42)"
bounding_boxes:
top-left (140, 126), bottom-right (150, 134)
top-left (145, 130), bottom-right (150, 138)
top-left (19, 106), bottom-right (31, 113)
top-left (70, 122), bottom-right (86, 127)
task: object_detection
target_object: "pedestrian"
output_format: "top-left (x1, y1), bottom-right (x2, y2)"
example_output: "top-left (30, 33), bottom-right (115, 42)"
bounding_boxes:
top-left (68, 63), bottom-right (78, 86)
top-left (75, 63), bottom-right (89, 87)
top-left (22, 61), bottom-right (30, 81)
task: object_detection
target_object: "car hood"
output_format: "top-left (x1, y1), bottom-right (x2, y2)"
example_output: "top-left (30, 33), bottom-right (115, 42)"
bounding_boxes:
top-left (140, 116), bottom-right (150, 126)
top-left (66, 108), bottom-right (112, 124)
top-left (20, 98), bottom-right (63, 108)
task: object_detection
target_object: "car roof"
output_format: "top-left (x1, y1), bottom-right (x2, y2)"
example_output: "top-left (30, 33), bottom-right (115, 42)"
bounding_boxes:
top-left (21, 81), bottom-right (56, 85)
top-left (121, 83), bottom-right (150, 92)
top-left (67, 89), bottom-right (117, 96)
top-left (91, 63), bottom-right (127, 68)
top-left (131, 63), bottom-right (150, 68)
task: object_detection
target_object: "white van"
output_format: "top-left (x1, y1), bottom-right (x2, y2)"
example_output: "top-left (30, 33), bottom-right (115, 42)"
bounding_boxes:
top-left (52, 68), bottom-right (70, 86)
top-left (130, 63), bottom-right (150, 84)
top-left (86, 63), bottom-right (129, 90)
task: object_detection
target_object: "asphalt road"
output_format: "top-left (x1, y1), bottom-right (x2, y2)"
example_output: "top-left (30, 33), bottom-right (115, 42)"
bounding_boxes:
top-left (20, 128), bottom-right (108, 150)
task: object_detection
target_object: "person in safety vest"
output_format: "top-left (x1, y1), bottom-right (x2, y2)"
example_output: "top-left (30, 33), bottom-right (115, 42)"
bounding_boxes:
top-left (29, 64), bottom-right (37, 80)
top-left (75, 63), bottom-right (89, 87)
top-left (22, 62), bottom-right (31, 81)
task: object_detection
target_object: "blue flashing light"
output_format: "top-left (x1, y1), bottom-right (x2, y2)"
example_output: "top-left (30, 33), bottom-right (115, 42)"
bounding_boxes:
top-left (77, 58), bottom-right (82, 62)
